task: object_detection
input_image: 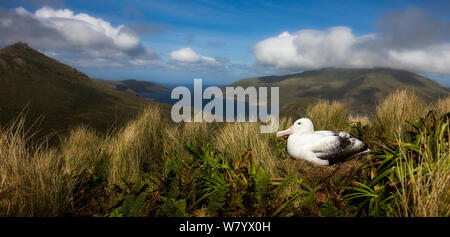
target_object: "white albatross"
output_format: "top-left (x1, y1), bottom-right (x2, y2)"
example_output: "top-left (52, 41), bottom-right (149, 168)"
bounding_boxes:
top-left (276, 118), bottom-right (369, 165)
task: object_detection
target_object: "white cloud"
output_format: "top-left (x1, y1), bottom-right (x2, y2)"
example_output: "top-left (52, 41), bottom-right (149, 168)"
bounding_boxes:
top-left (254, 26), bottom-right (450, 74)
top-left (169, 47), bottom-right (218, 65)
top-left (32, 7), bottom-right (140, 51)
top-left (166, 47), bottom-right (235, 74)
top-left (0, 6), bottom-right (159, 67)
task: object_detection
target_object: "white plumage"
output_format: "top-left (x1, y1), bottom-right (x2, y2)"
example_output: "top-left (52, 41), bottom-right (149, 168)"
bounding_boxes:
top-left (276, 118), bottom-right (369, 165)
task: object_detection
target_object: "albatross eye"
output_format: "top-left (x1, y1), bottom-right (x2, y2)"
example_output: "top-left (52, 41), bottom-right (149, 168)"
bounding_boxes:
top-left (297, 122), bottom-right (301, 125)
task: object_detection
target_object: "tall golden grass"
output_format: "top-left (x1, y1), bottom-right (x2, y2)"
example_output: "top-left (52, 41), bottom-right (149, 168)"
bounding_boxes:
top-left (373, 90), bottom-right (427, 137)
top-left (305, 100), bottom-right (349, 131)
top-left (0, 91), bottom-right (448, 216)
top-left (0, 118), bottom-right (65, 216)
top-left (108, 106), bottom-right (164, 185)
top-left (0, 106), bottom-right (166, 216)
top-left (436, 97), bottom-right (450, 117)
top-left (214, 122), bottom-right (279, 175)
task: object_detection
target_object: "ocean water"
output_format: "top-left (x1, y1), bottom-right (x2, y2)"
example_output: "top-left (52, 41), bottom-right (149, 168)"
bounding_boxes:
top-left (138, 87), bottom-right (276, 120)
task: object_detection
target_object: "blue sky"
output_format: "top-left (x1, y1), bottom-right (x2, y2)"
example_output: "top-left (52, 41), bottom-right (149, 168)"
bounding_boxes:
top-left (1, 0), bottom-right (449, 86)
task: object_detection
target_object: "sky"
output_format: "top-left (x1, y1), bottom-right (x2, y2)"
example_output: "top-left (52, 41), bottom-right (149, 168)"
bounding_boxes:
top-left (0, 0), bottom-right (449, 86)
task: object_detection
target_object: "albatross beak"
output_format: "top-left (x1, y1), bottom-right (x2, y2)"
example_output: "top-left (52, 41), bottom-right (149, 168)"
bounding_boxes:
top-left (276, 125), bottom-right (294, 137)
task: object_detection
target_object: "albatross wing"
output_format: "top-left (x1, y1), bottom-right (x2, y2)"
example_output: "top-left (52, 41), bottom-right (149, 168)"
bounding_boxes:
top-left (312, 131), bottom-right (368, 164)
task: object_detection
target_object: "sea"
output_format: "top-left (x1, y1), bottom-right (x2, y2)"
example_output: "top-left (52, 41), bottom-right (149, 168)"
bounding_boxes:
top-left (137, 84), bottom-right (276, 120)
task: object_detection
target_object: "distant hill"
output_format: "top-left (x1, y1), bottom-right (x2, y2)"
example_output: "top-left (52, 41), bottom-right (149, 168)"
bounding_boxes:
top-left (93, 78), bottom-right (169, 94)
top-left (0, 42), bottom-right (153, 138)
top-left (230, 67), bottom-right (449, 116)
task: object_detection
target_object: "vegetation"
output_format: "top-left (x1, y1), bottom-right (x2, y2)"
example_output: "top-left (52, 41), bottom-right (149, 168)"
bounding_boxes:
top-left (372, 90), bottom-right (428, 137)
top-left (0, 90), bottom-right (448, 217)
top-left (0, 43), bottom-right (158, 141)
top-left (346, 110), bottom-right (449, 217)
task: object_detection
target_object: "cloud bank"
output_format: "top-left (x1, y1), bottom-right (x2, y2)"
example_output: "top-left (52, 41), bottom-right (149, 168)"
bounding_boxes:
top-left (0, 6), bottom-right (159, 67)
top-left (254, 8), bottom-right (450, 74)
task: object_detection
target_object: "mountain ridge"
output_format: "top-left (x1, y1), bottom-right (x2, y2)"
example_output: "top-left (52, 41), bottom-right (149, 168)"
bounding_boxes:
top-left (230, 67), bottom-right (448, 116)
top-left (0, 42), bottom-right (153, 139)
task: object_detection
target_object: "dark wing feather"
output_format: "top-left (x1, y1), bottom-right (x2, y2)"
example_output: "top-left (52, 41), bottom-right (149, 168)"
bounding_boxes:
top-left (315, 133), bottom-right (368, 164)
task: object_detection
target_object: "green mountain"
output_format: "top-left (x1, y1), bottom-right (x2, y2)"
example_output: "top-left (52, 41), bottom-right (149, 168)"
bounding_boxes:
top-left (93, 78), bottom-right (169, 95)
top-left (0, 42), bottom-right (152, 137)
top-left (231, 67), bottom-right (449, 116)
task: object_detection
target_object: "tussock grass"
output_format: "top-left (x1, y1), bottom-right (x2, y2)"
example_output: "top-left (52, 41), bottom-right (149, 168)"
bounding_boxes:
top-left (181, 120), bottom-right (211, 143)
top-left (214, 122), bottom-right (278, 176)
top-left (396, 144), bottom-right (450, 217)
top-left (108, 106), bottom-right (164, 185)
top-left (305, 100), bottom-right (349, 131)
top-left (373, 90), bottom-right (427, 137)
top-left (435, 97), bottom-right (450, 117)
top-left (0, 118), bottom-right (66, 216)
top-left (348, 114), bottom-right (371, 127)
top-left (346, 110), bottom-right (449, 217)
top-left (395, 119), bottom-right (450, 217)
top-left (60, 127), bottom-right (106, 175)
top-left (0, 106), bottom-right (165, 216)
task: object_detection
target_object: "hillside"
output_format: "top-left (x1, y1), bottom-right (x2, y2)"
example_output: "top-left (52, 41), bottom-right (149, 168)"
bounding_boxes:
top-left (230, 67), bottom-right (449, 116)
top-left (0, 42), bottom-right (152, 137)
top-left (93, 78), bottom-right (169, 94)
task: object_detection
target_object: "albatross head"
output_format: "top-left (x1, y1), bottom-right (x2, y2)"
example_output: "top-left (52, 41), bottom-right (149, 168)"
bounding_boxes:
top-left (276, 118), bottom-right (314, 137)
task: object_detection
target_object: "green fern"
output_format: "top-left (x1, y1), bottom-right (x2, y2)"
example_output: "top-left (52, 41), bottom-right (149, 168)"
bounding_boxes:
top-left (157, 197), bottom-right (188, 217)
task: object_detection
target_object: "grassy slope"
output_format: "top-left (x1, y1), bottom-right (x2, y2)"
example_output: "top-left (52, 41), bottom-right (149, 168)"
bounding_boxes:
top-left (231, 67), bottom-right (449, 117)
top-left (1, 91), bottom-right (447, 217)
top-left (0, 43), bottom-right (151, 137)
